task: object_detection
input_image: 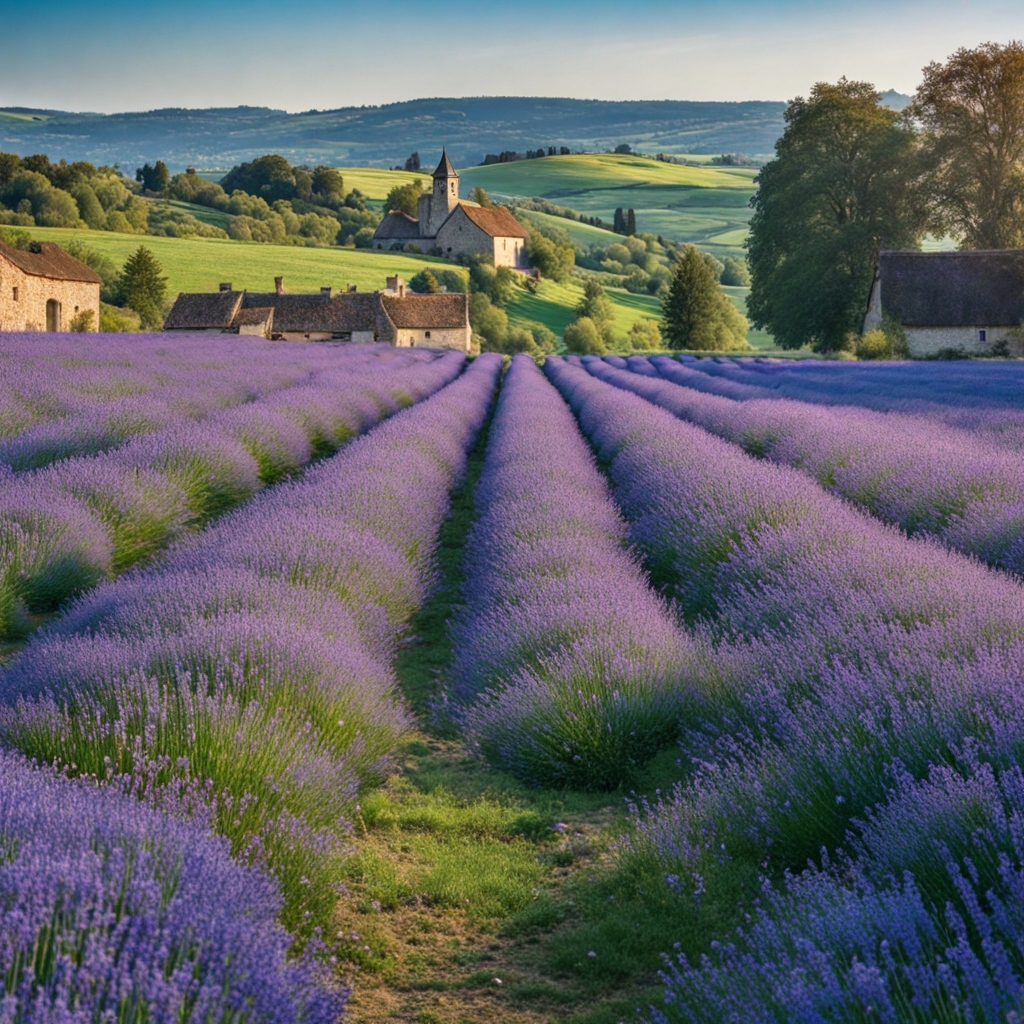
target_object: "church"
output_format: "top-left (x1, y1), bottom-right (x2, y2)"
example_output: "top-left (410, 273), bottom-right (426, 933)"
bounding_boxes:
top-left (372, 150), bottom-right (529, 268)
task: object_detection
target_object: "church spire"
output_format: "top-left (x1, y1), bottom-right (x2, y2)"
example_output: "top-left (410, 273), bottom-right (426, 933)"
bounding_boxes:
top-left (432, 147), bottom-right (458, 179)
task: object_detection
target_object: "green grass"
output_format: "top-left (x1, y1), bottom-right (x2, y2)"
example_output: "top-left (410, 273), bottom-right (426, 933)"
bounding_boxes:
top-left (507, 277), bottom-right (661, 338)
top-left (515, 210), bottom-right (622, 249)
top-left (458, 154), bottom-right (756, 254)
top-left (26, 226), bottom-right (465, 296)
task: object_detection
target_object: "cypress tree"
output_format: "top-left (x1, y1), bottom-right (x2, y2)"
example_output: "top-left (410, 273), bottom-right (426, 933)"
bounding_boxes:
top-left (626, 208), bottom-right (637, 235)
top-left (613, 208), bottom-right (625, 233)
top-left (118, 246), bottom-right (167, 330)
top-left (662, 245), bottom-right (748, 351)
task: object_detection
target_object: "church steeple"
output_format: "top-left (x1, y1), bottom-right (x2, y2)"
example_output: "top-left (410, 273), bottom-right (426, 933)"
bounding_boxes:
top-left (427, 147), bottom-right (460, 234)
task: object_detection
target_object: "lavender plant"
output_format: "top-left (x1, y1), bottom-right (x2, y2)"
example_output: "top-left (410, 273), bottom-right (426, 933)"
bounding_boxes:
top-left (0, 353), bottom-right (501, 929)
top-left (452, 355), bottom-right (700, 788)
top-left (0, 750), bottom-right (347, 1022)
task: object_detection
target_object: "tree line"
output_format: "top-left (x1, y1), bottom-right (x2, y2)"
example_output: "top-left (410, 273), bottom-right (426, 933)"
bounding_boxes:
top-left (748, 41), bottom-right (1024, 353)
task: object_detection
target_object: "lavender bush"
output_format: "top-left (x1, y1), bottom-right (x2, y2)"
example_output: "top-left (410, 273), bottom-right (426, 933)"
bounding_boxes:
top-left (0, 353), bottom-right (501, 929)
top-left (0, 346), bottom-right (466, 638)
top-left (0, 750), bottom-right (346, 1022)
top-left (588, 356), bottom-right (1024, 577)
top-left (453, 355), bottom-right (699, 788)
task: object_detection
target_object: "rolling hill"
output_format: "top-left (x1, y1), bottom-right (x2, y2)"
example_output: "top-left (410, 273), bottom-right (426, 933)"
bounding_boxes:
top-left (0, 97), bottom-right (787, 171)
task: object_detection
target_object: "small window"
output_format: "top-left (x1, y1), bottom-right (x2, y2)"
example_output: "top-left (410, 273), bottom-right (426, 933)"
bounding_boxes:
top-left (425, 330), bottom-right (431, 339)
top-left (980, 329), bottom-right (988, 343)
top-left (11, 287), bottom-right (17, 302)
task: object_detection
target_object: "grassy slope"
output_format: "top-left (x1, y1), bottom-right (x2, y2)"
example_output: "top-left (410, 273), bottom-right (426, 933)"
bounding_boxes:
top-left (458, 154), bottom-right (756, 256)
top-left (24, 226), bottom-right (660, 339)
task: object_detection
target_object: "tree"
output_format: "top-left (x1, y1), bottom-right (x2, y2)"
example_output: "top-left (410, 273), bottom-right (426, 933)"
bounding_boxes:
top-left (404, 152), bottom-right (421, 172)
top-left (409, 269), bottom-right (441, 293)
top-left (914, 42), bottom-right (1024, 248)
top-left (627, 319), bottom-right (663, 350)
top-left (524, 229), bottom-right (574, 281)
top-left (311, 166), bottom-right (344, 204)
top-left (662, 245), bottom-right (748, 351)
top-left (469, 186), bottom-right (493, 207)
top-left (626, 208), bottom-right (637, 236)
top-left (469, 292), bottom-right (508, 350)
top-left (613, 208), bottom-right (626, 233)
top-left (135, 161), bottom-right (169, 193)
top-left (563, 316), bottom-right (606, 355)
top-left (575, 279), bottom-right (613, 325)
top-left (221, 155), bottom-right (297, 202)
top-left (720, 256), bottom-right (751, 287)
top-left (746, 79), bottom-right (927, 351)
top-left (614, 144), bottom-right (633, 154)
top-left (383, 179), bottom-right (424, 217)
top-left (117, 246), bottom-right (167, 329)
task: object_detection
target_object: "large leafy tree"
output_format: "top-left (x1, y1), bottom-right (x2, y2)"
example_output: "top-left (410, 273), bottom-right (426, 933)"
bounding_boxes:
top-left (662, 245), bottom-right (748, 351)
top-left (747, 79), bottom-right (927, 352)
top-left (914, 41), bottom-right (1024, 249)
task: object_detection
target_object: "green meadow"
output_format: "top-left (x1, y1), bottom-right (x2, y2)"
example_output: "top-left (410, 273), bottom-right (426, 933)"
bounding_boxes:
top-left (457, 153), bottom-right (757, 257)
top-left (24, 226), bottom-right (664, 338)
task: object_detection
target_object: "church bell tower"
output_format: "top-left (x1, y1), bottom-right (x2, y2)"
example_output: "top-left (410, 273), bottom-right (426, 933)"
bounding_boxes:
top-left (428, 148), bottom-right (459, 235)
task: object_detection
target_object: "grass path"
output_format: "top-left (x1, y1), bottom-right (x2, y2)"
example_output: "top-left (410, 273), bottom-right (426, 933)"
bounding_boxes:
top-left (331, 394), bottom-right (718, 1023)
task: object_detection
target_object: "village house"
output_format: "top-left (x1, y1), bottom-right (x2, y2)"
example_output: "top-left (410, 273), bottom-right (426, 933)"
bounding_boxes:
top-left (0, 240), bottom-right (102, 332)
top-left (163, 275), bottom-right (472, 352)
top-left (372, 150), bottom-right (529, 268)
top-left (864, 249), bottom-right (1024, 357)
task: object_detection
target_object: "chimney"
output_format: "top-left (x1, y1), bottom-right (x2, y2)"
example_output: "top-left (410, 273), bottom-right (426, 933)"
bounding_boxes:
top-left (219, 282), bottom-right (232, 292)
top-left (321, 286), bottom-right (332, 298)
top-left (398, 282), bottom-right (406, 298)
top-left (274, 276), bottom-right (284, 295)
top-left (385, 275), bottom-right (398, 292)
top-left (348, 284), bottom-right (357, 293)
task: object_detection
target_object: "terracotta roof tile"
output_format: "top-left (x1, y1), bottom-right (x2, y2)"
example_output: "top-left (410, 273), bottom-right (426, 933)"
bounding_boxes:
top-left (0, 240), bottom-right (103, 284)
top-left (457, 204), bottom-right (528, 238)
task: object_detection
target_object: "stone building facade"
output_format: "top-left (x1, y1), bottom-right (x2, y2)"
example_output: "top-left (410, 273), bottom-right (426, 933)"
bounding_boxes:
top-left (0, 241), bottom-right (102, 332)
top-left (864, 249), bottom-right (1024, 357)
top-left (373, 150), bottom-right (528, 268)
top-left (164, 276), bottom-right (471, 352)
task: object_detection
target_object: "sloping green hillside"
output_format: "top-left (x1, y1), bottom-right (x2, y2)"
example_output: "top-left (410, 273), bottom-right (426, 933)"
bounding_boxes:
top-left (458, 153), bottom-right (756, 255)
top-left (22, 227), bottom-right (663, 340)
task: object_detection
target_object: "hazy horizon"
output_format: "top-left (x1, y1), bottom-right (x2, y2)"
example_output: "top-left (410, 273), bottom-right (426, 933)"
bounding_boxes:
top-left (2, 0), bottom-right (1021, 115)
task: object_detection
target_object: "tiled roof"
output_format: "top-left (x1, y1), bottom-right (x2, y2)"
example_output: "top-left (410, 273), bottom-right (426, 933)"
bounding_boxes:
top-left (880, 250), bottom-right (1024, 327)
top-left (457, 204), bottom-right (528, 238)
top-left (373, 211), bottom-right (422, 240)
top-left (381, 293), bottom-right (468, 329)
top-left (163, 290), bottom-right (242, 329)
top-left (241, 292), bottom-right (381, 333)
top-left (232, 306), bottom-right (274, 327)
top-left (0, 240), bottom-right (103, 284)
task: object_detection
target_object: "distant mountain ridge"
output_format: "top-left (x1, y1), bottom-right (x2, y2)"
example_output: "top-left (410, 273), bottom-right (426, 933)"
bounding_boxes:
top-left (0, 96), bottom-right (792, 171)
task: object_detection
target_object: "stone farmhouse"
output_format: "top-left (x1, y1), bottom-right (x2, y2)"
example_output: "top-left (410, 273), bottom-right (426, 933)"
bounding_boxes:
top-left (0, 240), bottom-right (101, 332)
top-left (373, 150), bottom-right (529, 268)
top-left (864, 250), bottom-right (1024, 357)
top-left (164, 276), bottom-right (472, 352)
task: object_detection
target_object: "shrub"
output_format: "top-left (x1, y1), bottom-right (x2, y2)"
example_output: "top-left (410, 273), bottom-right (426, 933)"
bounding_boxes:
top-left (563, 316), bottom-right (606, 355)
top-left (68, 308), bottom-right (95, 332)
top-left (856, 327), bottom-right (891, 359)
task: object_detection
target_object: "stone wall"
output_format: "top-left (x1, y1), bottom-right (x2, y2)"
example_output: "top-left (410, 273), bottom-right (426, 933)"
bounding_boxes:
top-left (905, 325), bottom-right (1006, 357)
top-left (0, 256), bottom-right (100, 332)
top-left (394, 326), bottom-right (471, 353)
top-left (493, 235), bottom-right (526, 269)
top-left (435, 212), bottom-right (495, 263)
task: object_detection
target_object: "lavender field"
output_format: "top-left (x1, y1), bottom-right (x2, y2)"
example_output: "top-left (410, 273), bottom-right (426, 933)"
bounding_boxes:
top-left (4, 338), bottom-right (1024, 1022)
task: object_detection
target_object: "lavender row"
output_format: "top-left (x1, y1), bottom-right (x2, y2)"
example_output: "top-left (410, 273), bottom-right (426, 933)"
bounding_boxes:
top-left (0, 353), bottom-right (500, 937)
top-left (545, 357), bottom-right (1024, 1006)
top-left (0, 330), bottom-right (361, 463)
top-left (451, 355), bottom-right (697, 789)
top-left (588, 355), bottom-right (1024, 577)
top-left (0, 751), bottom-right (345, 1022)
top-left (0, 348), bottom-right (464, 639)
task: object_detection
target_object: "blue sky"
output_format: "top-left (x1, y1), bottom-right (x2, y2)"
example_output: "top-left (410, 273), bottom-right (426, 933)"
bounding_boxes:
top-left (1, 0), bottom-right (1021, 112)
